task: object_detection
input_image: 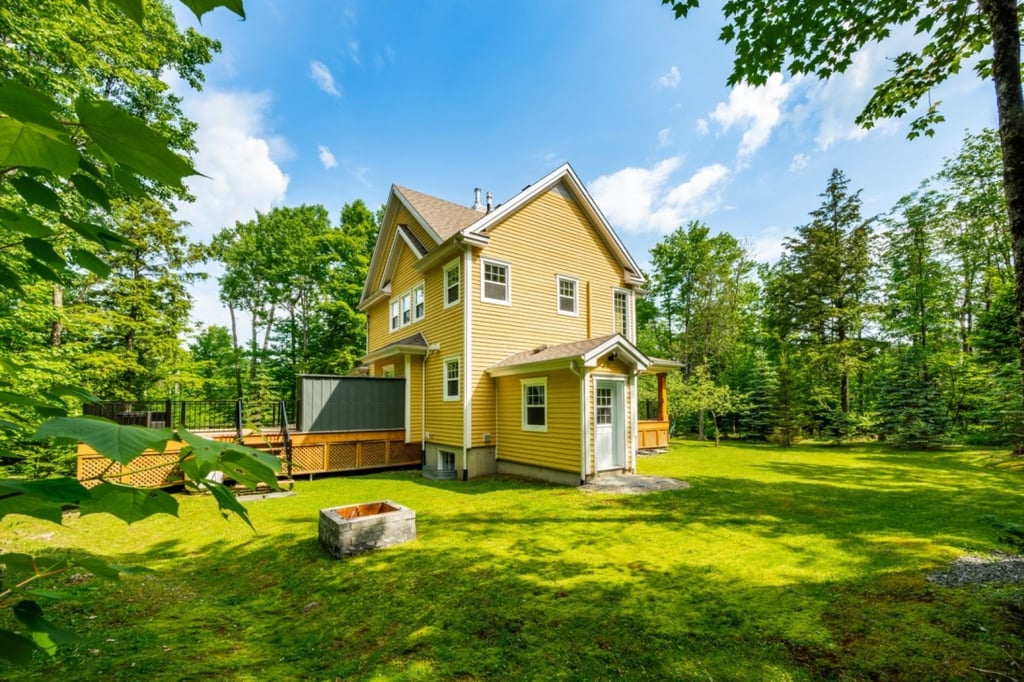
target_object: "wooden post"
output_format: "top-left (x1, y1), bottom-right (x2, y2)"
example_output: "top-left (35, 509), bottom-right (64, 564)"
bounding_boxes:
top-left (657, 373), bottom-right (668, 421)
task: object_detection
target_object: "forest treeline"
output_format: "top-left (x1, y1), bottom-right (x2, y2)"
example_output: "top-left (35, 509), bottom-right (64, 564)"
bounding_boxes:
top-left (0, 119), bottom-right (1015, 476)
top-left (637, 128), bottom-right (1018, 450)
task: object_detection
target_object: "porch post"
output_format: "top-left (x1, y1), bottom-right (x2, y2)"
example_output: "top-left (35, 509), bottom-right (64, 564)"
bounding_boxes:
top-left (657, 372), bottom-right (668, 422)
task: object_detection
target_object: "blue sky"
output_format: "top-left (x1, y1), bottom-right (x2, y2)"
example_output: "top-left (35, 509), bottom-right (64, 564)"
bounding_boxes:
top-left (172, 1), bottom-right (996, 328)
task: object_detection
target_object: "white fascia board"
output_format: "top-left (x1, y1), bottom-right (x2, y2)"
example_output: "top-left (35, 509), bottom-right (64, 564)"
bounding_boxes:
top-left (360, 186), bottom-right (401, 305)
top-left (357, 284), bottom-right (391, 312)
top-left (463, 164), bottom-right (645, 284)
top-left (361, 343), bottom-right (428, 364)
top-left (582, 335), bottom-right (651, 371)
top-left (393, 188), bottom-right (444, 245)
top-left (487, 357), bottom-right (576, 378)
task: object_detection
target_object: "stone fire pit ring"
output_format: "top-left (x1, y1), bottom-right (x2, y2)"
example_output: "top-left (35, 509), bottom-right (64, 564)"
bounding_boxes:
top-left (318, 500), bottom-right (416, 558)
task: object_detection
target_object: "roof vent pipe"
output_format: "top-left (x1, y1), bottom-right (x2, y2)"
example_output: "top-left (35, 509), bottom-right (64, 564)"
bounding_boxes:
top-left (486, 191), bottom-right (493, 213)
top-left (472, 188), bottom-right (483, 212)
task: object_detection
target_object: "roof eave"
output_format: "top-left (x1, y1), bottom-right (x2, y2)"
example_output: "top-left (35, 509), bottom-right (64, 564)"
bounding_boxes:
top-left (360, 343), bottom-right (429, 364)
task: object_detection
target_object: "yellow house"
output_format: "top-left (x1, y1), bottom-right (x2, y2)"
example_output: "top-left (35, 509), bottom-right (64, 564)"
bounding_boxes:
top-left (358, 163), bottom-right (674, 485)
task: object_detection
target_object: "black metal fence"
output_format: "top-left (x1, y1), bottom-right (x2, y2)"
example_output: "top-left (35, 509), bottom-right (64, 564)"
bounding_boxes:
top-left (640, 399), bottom-right (663, 420)
top-left (83, 399), bottom-right (298, 432)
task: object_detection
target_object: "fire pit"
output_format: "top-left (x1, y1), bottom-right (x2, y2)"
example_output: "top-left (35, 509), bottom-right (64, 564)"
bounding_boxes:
top-left (318, 500), bottom-right (416, 558)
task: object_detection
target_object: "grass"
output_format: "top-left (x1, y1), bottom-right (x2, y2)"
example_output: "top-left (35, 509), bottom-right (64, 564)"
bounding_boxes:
top-left (4, 440), bottom-right (1024, 680)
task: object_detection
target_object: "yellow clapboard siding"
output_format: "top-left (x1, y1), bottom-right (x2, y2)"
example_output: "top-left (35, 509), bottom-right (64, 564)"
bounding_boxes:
top-left (495, 370), bottom-right (580, 473)
top-left (470, 188), bottom-right (634, 447)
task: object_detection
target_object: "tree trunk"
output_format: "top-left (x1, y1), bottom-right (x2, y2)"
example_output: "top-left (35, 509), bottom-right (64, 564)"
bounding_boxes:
top-left (49, 286), bottom-right (63, 348)
top-left (228, 303), bottom-right (243, 400)
top-left (980, 0), bottom-right (1024, 416)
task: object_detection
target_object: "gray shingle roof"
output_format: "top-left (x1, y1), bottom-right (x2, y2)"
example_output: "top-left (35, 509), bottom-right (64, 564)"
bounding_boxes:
top-left (394, 185), bottom-right (484, 243)
top-left (489, 334), bottom-right (618, 370)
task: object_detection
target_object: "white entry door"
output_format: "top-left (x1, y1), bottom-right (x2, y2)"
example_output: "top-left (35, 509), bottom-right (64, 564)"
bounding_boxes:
top-left (595, 379), bottom-right (625, 470)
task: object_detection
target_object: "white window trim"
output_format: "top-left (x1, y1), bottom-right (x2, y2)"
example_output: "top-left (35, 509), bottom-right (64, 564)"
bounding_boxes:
top-left (443, 259), bottom-right (460, 308)
top-left (521, 377), bottom-right (548, 432)
top-left (613, 287), bottom-right (632, 338)
top-left (412, 282), bottom-right (425, 321)
top-left (438, 450), bottom-right (455, 471)
top-left (480, 257), bottom-right (511, 305)
top-left (557, 275), bottom-right (579, 317)
top-left (389, 299), bottom-right (400, 332)
top-left (443, 355), bottom-right (461, 402)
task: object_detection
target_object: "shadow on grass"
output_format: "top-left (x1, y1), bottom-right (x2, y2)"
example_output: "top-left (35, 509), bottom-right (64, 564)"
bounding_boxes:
top-left (8, 443), bottom-right (1024, 680)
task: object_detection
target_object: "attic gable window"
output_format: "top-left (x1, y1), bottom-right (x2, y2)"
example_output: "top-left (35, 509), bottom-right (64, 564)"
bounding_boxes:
top-left (481, 258), bottom-right (510, 304)
top-left (443, 260), bottom-right (460, 307)
top-left (557, 276), bottom-right (578, 316)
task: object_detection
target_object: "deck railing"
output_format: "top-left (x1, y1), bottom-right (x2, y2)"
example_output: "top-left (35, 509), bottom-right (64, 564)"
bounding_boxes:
top-left (83, 399), bottom-right (298, 433)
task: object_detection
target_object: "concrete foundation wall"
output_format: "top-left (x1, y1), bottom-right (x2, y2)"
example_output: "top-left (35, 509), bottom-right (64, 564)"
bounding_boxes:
top-left (497, 459), bottom-right (582, 487)
top-left (467, 446), bottom-right (496, 479)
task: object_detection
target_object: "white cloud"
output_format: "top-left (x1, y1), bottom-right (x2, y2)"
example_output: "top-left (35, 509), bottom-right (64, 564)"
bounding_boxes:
top-left (175, 88), bottom-right (290, 244)
top-left (590, 158), bottom-right (729, 234)
top-left (710, 73), bottom-right (794, 160)
top-left (789, 153), bottom-right (810, 172)
top-left (658, 66), bottom-right (680, 89)
top-left (656, 127), bottom-right (671, 148)
top-left (310, 60), bottom-right (341, 96)
top-left (749, 226), bottom-right (790, 263)
top-left (800, 35), bottom-right (910, 149)
top-left (590, 158), bottom-right (682, 233)
top-left (318, 144), bottom-right (338, 169)
top-left (172, 87), bottom-right (290, 327)
top-left (695, 118), bottom-right (709, 135)
top-left (348, 40), bottom-right (361, 65)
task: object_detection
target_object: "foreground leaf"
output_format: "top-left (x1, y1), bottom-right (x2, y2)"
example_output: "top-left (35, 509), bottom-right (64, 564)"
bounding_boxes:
top-left (12, 600), bottom-right (82, 656)
top-left (75, 556), bottom-right (151, 581)
top-left (179, 0), bottom-right (245, 21)
top-left (0, 119), bottom-right (78, 176)
top-left (0, 629), bottom-right (38, 664)
top-left (75, 97), bottom-right (197, 188)
top-left (34, 417), bottom-right (170, 465)
top-left (203, 480), bottom-right (254, 529)
top-left (0, 494), bottom-right (63, 524)
top-left (0, 478), bottom-right (88, 504)
top-left (80, 482), bottom-right (179, 524)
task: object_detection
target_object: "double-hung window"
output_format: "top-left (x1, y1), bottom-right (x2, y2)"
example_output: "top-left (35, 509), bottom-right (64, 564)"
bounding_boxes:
top-left (389, 299), bottom-right (401, 332)
top-left (412, 283), bottom-right (425, 321)
top-left (521, 378), bottom-right (547, 432)
top-left (481, 258), bottom-right (510, 304)
top-left (557, 276), bottom-right (578, 315)
top-left (443, 356), bottom-right (460, 401)
top-left (401, 292), bottom-right (412, 326)
top-left (613, 289), bottom-right (631, 337)
top-left (443, 260), bottom-right (460, 307)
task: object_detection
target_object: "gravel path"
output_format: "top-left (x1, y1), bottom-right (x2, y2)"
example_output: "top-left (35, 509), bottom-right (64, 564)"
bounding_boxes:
top-left (927, 552), bottom-right (1024, 586)
top-left (579, 474), bottom-right (689, 494)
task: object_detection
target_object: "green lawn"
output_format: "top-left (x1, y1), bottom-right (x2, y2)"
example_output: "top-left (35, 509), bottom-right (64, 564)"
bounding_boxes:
top-left (4, 440), bottom-right (1024, 680)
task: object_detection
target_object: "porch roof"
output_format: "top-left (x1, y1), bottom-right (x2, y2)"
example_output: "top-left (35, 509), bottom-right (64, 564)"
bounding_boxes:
top-left (360, 331), bottom-right (429, 364)
top-left (644, 357), bottom-right (683, 374)
top-left (488, 334), bottom-right (651, 377)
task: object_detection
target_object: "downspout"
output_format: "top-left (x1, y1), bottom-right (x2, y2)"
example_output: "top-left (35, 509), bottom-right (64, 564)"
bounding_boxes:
top-left (404, 354), bottom-right (412, 441)
top-left (586, 281), bottom-right (592, 339)
top-left (423, 343), bottom-right (439, 463)
top-left (630, 369), bottom-right (640, 473)
top-left (571, 359), bottom-right (588, 484)
top-left (462, 246), bottom-right (473, 481)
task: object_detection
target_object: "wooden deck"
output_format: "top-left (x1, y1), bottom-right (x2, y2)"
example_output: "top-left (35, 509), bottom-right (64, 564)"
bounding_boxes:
top-left (637, 420), bottom-right (670, 449)
top-left (76, 429), bottom-right (422, 488)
